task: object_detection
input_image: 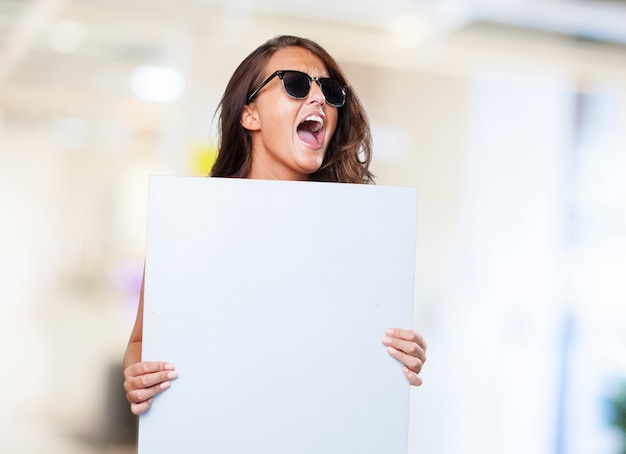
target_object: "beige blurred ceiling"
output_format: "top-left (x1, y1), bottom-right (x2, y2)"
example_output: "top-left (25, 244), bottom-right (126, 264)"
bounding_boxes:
top-left (1, 0), bottom-right (626, 131)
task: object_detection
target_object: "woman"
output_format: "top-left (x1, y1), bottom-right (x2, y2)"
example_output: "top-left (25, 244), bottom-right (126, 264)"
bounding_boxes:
top-left (123, 35), bottom-right (427, 416)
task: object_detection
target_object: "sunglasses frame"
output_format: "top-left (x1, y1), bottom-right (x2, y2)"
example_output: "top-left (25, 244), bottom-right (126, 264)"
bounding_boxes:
top-left (247, 70), bottom-right (347, 108)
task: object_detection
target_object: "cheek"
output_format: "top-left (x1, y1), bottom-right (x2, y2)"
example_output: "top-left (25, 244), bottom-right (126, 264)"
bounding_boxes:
top-left (264, 111), bottom-right (292, 141)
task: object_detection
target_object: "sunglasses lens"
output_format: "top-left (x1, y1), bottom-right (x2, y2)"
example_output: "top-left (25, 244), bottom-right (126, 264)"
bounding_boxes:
top-left (320, 79), bottom-right (346, 107)
top-left (282, 72), bottom-right (311, 98)
top-left (281, 71), bottom-right (346, 107)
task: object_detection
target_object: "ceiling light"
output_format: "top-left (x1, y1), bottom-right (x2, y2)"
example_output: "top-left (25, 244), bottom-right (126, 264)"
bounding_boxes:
top-left (129, 65), bottom-right (186, 104)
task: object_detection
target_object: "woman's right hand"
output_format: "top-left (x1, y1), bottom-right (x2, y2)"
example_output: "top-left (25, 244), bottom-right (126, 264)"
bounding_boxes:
top-left (123, 361), bottom-right (178, 415)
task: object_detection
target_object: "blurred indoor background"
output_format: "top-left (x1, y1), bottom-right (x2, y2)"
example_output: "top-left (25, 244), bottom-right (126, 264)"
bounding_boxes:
top-left (1, 0), bottom-right (626, 453)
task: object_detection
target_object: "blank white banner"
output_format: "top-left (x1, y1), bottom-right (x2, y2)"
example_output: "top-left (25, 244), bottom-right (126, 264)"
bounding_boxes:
top-left (139, 176), bottom-right (417, 454)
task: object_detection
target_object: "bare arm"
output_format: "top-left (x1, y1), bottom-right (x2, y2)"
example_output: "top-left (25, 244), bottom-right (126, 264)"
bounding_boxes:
top-left (123, 269), bottom-right (178, 415)
top-left (123, 272), bottom-right (144, 368)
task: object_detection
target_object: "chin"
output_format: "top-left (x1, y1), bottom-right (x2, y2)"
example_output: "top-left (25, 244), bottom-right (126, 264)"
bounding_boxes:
top-left (299, 158), bottom-right (324, 175)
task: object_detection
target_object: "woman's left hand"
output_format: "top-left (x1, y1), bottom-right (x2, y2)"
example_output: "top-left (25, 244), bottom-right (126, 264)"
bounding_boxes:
top-left (381, 328), bottom-right (427, 386)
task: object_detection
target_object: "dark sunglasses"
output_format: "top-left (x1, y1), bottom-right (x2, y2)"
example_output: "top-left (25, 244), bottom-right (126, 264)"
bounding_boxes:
top-left (247, 70), bottom-right (347, 108)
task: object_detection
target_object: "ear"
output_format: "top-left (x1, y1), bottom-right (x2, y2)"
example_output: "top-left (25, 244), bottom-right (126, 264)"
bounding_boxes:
top-left (240, 104), bottom-right (261, 131)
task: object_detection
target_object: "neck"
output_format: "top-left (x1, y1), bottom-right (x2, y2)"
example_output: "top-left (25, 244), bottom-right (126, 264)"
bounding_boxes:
top-left (247, 155), bottom-right (309, 181)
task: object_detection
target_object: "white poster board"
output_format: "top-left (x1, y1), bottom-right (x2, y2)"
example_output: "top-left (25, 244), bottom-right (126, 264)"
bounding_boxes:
top-left (139, 176), bottom-right (418, 454)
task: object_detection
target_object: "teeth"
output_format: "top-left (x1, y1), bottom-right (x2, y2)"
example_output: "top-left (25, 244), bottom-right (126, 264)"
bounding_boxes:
top-left (304, 114), bottom-right (323, 133)
top-left (305, 114), bottom-right (323, 125)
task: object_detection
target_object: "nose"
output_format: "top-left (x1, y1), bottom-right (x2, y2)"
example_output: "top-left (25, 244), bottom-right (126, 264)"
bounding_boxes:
top-left (307, 79), bottom-right (325, 105)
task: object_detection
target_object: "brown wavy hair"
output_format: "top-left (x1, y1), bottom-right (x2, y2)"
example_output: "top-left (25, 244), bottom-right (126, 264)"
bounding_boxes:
top-left (210, 35), bottom-right (374, 184)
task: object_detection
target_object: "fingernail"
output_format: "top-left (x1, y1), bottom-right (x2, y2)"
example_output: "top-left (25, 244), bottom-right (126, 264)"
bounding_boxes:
top-left (381, 336), bottom-right (392, 345)
top-left (385, 328), bottom-right (394, 336)
top-left (167, 371), bottom-right (179, 380)
top-left (387, 346), bottom-right (398, 355)
top-left (165, 363), bottom-right (175, 370)
top-left (160, 381), bottom-right (171, 390)
top-left (403, 366), bottom-right (410, 373)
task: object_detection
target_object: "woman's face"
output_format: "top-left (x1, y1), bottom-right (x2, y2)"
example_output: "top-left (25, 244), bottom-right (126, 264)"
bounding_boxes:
top-left (242, 47), bottom-right (339, 181)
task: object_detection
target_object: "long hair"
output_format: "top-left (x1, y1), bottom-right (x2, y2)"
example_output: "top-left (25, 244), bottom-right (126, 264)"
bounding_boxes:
top-left (210, 35), bottom-right (374, 184)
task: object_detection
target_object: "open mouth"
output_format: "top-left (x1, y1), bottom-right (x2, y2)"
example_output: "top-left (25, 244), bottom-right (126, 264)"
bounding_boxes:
top-left (296, 114), bottom-right (324, 149)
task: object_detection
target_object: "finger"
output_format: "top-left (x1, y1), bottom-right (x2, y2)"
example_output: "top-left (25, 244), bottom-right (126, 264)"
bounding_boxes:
top-left (386, 346), bottom-right (424, 375)
top-left (127, 379), bottom-right (172, 405)
top-left (123, 362), bottom-right (178, 392)
top-left (381, 336), bottom-right (426, 363)
top-left (124, 362), bottom-right (175, 379)
top-left (385, 328), bottom-right (427, 351)
top-left (131, 399), bottom-right (153, 416)
top-left (403, 366), bottom-right (423, 387)
top-left (124, 368), bottom-right (178, 395)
